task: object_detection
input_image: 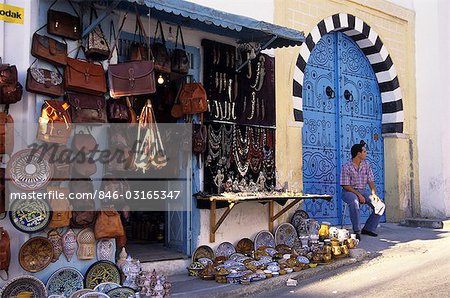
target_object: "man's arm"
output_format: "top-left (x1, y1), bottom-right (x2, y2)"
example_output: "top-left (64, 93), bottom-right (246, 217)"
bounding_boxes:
top-left (369, 180), bottom-right (376, 195)
top-left (342, 185), bottom-right (366, 204)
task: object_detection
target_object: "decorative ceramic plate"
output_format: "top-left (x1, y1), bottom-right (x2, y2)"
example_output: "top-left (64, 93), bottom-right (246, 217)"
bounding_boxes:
top-left (107, 287), bottom-right (136, 298)
top-left (228, 252), bottom-right (245, 262)
top-left (69, 289), bottom-right (92, 298)
top-left (9, 198), bottom-right (52, 233)
top-left (291, 209), bottom-right (309, 230)
top-left (275, 223), bottom-right (298, 247)
top-left (254, 230), bottom-right (275, 250)
top-left (296, 256), bottom-right (310, 264)
top-left (7, 148), bottom-right (53, 190)
top-left (19, 237), bottom-right (53, 272)
top-left (0, 275), bottom-right (47, 298)
top-left (215, 241), bottom-right (236, 258)
top-left (235, 238), bottom-right (254, 255)
top-left (46, 267), bottom-right (84, 297)
top-left (84, 261), bottom-right (121, 289)
top-left (78, 292), bottom-right (110, 298)
top-left (93, 282), bottom-right (121, 294)
top-left (192, 245), bottom-right (214, 262)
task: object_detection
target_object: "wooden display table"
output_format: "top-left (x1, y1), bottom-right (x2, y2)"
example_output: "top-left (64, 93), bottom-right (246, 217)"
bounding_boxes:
top-left (196, 192), bottom-right (332, 242)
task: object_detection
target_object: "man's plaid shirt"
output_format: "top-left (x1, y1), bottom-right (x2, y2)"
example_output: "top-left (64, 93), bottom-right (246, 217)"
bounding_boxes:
top-left (340, 160), bottom-right (374, 190)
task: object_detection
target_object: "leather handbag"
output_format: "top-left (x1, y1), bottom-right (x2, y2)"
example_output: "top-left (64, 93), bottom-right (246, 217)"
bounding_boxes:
top-left (179, 83), bottom-right (208, 114)
top-left (70, 179), bottom-right (97, 228)
top-left (85, 6), bottom-right (110, 61)
top-left (192, 124), bottom-right (207, 154)
top-left (0, 227), bottom-right (10, 281)
top-left (26, 63), bottom-right (64, 97)
top-left (0, 169), bottom-right (5, 217)
top-left (47, 187), bottom-right (72, 229)
top-left (94, 207), bottom-right (125, 239)
top-left (72, 131), bottom-right (97, 177)
top-left (107, 99), bottom-right (129, 123)
top-left (37, 100), bottom-right (72, 144)
top-left (31, 30), bottom-right (67, 67)
top-left (126, 97), bottom-right (137, 124)
top-left (73, 130), bottom-right (97, 152)
top-left (0, 82), bottom-right (22, 104)
top-left (51, 144), bottom-right (71, 181)
top-left (129, 9), bottom-right (150, 61)
top-left (0, 111), bottom-right (14, 155)
top-left (65, 57), bottom-right (107, 95)
top-left (171, 25), bottom-right (190, 74)
top-left (152, 20), bottom-right (171, 73)
top-left (67, 92), bottom-right (107, 123)
top-left (47, 0), bottom-right (81, 40)
top-left (0, 64), bottom-right (18, 86)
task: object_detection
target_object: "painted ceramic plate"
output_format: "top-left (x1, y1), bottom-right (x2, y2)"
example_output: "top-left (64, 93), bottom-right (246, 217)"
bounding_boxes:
top-left (228, 252), bottom-right (245, 262)
top-left (78, 292), bottom-right (110, 298)
top-left (9, 198), bottom-right (52, 233)
top-left (215, 241), bottom-right (236, 258)
top-left (93, 282), bottom-right (121, 294)
top-left (254, 230), bottom-right (275, 250)
top-left (275, 223), bottom-right (298, 247)
top-left (290, 209), bottom-right (309, 229)
top-left (0, 275), bottom-right (47, 298)
top-left (84, 261), bottom-right (121, 289)
top-left (235, 238), bottom-right (254, 255)
top-left (297, 256), bottom-right (310, 264)
top-left (69, 289), bottom-right (92, 298)
top-left (46, 267), bottom-right (84, 297)
top-left (107, 287), bottom-right (136, 298)
top-left (192, 245), bottom-right (214, 262)
top-left (7, 148), bottom-right (53, 191)
top-left (19, 237), bottom-right (53, 272)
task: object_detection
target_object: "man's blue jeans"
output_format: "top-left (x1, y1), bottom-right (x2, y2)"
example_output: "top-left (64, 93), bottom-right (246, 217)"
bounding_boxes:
top-left (342, 189), bottom-right (381, 233)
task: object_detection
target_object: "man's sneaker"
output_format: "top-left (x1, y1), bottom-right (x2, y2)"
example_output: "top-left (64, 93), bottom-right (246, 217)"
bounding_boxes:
top-left (356, 233), bottom-right (361, 240)
top-left (361, 229), bottom-right (378, 237)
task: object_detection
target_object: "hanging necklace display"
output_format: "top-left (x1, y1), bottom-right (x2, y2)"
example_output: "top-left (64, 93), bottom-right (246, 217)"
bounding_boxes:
top-left (263, 130), bottom-right (276, 184)
top-left (222, 125), bottom-right (233, 169)
top-left (233, 126), bottom-right (250, 177)
top-left (207, 125), bottom-right (221, 169)
top-left (255, 55), bottom-right (266, 92)
top-left (247, 92), bottom-right (256, 120)
top-left (249, 127), bottom-right (263, 173)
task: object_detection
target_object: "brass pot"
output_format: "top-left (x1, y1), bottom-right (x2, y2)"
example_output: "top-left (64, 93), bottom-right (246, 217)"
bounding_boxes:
top-left (322, 253), bottom-right (332, 263)
top-left (340, 244), bottom-right (349, 255)
top-left (331, 245), bottom-right (341, 256)
top-left (318, 222), bottom-right (330, 240)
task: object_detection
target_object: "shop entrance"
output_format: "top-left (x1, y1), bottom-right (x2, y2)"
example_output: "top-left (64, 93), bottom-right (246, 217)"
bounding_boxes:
top-left (301, 31), bottom-right (385, 225)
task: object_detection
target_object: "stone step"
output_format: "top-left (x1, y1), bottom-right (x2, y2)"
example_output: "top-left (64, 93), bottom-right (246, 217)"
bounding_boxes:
top-left (399, 218), bottom-right (450, 230)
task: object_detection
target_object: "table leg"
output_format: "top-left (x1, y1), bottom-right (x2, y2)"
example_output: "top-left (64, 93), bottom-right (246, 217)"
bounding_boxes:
top-left (269, 200), bottom-right (274, 233)
top-left (210, 199), bottom-right (216, 243)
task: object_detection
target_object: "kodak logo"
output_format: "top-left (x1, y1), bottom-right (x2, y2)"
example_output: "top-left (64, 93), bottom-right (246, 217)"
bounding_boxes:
top-left (0, 9), bottom-right (22, 19)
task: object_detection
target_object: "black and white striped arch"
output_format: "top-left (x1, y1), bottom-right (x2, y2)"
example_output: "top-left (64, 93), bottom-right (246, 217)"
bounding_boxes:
top-left (293, 13), bottom-right (404, 133)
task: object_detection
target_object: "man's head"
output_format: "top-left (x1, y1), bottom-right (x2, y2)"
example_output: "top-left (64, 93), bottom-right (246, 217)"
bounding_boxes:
top-left (351, 143), bottom-right (367, 160)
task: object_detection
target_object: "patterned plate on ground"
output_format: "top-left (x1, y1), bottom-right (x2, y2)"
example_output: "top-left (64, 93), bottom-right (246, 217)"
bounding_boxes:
top-left (9, 198), bottom-right (52, 233)
top-left (235, 238), bottom-right (254, 255)
top-left (228, 252), bottom-right (245, 262)
top-left (107, 287), bottom-right (136, 298)
top-left (93, 282), bottom-right (121, 293)
top-left (19, 237), bottom-right (53, 272)
top-left (0, 275), bottom-right (47, 298)
top-left (7, 148), bottom-right (53, 191)
top-left (254, 230), bottom-right (275, 250)
top-left (275, 223), bottom-right (298, 247)
top-left (79, 292), bottom-right (110, 298)
top-left (192, 245), bottom-right (214, 262)
top-left (290, 209), bottom-right (309, 229)
top-left (84, 261), bottom-right (121, 289)
top-left (46, 267), bottom-right (84, 297)
top-left (215, 241), bottom-right (236, 258)
top-left (69, 289), bottom-right (92, 298)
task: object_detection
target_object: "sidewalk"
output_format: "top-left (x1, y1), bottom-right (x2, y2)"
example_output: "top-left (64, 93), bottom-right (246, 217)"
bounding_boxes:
top-left (169, 223), bottom-right (449, 297)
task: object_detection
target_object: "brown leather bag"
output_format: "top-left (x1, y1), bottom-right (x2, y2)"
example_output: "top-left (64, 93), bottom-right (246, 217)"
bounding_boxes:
top-left (179, 83), bottom-right (208, 114)
top-left (0, 64), bottom-right (18, 86)
top-left (51, 144), bottom-right (71, 181)
top-left (0, 227), bottom-right (10, 281)
top-left (37, 100), bottom-right (72, 144)
top-left (0, 82), bottom-right (23, 104)
top-left (152, 20), bottom-right (171, 73)
top-left (0, 112), bottom-right (14, 155)
top-left (72, 131), bottom-right (97, 177)
top-left (47, 0), bottom-right (81, 41)
top-left (107, 99), bottom-right (129, 123)
top-left (26, 66), bottom-right (64, 97)
top-left (0, 169), bottom-right (5, 217)
top-left (67, 92), bottom-right (107, 123)
top-left (94, 207), bottom-right (125, 239)
top-left (31, 31), bottom-right (67, 67)
top-left (65, 57), bottom-right (106, 95)
top-left (193, 124), bottom-right (207, 154)
top-left (70, 179), bottom-right (97, 228)
top-left (47, 187), bottom-right (72, 229)
top-left (108, 60), bottom-right (156, 98)
top-left (171, 25), bottom-right (190, 75)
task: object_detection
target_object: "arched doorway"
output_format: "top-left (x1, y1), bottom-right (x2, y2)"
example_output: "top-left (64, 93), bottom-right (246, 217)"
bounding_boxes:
top-left (301, 31), bottom-right (385, 225)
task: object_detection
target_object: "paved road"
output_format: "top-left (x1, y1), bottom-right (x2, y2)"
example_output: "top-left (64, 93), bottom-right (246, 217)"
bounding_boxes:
top-left (259, 224), bottom-right (450, 297)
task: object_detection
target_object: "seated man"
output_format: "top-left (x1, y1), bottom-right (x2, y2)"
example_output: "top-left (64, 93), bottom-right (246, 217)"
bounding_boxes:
top-left (340, 142), bottom-right (381, 239)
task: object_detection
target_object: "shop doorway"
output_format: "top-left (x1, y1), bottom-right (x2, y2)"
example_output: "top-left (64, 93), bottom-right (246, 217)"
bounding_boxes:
top-left (301, 31), bottom-right (385, 225)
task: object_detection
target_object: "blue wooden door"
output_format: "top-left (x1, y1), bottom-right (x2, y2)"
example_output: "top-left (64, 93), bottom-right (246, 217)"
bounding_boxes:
top-left (302, 32), bottom-right (385, 225)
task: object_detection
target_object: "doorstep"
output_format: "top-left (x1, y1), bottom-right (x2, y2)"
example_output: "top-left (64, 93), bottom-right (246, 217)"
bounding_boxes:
top-left (169, 248), bottom-right (368, 298)
top-left (141, 258), bottom-right (191, 276)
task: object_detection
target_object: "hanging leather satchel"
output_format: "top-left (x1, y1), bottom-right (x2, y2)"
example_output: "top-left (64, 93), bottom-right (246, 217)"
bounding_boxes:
top-left (37, 100), bottom-right (72, 144)
top-left (192, 124), bottom-right (207, 154)
top-left (65, 57), bottom-right (106, 95)
top-left (0, 169), bottom-right (5, 217)
top-left (31, 30), bottom-right (67, 67)
top-left (67, 92), bottom-right (107, 123)
top-left (47, 187), bottom-right (72, 229)
top-left (152, 20), bottom-right (171, 73)
top-left (107, 99), bottom-right (129, 123)
top-left (171, 25), bottom-right (190, 75)
top-left (85, 6), bottom-right (110, 61)
top-left (0, 82), bottom-right (22, 104)
top-left (0, 64), bottom-right (18, 86)
top-left (26, 63), bottom-right (64, 97)
top-left (0, 111), bottom-right (14, 155)
top-left (47, 0), bottom-right (81, 40)
top-left (179, 83), bottom-right (208, 114)
top-left (70, 179), bottom-right (97, 228)
top-left (94, 207), bottom-right (125, 239)
top-left (0, 227), bottom-right (10, 281)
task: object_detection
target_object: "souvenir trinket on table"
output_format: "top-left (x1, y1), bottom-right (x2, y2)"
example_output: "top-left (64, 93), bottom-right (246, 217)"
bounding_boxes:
top-left (0, 275), bottom-right (47, 297)
top-left (46, 267), bottom-right (84, 297)
top-left (62, 229), bottom-right (77, 262)
top-left (84, 260), bottom-right (121, 289)
top-left (254, 230), bottom-right (276, 250)
top-left (19, 237), bottom-right (53, 273)
top-left (9, 198), bottom-right (52, 233)
top-left (275, 223), bottom-right (297, 247)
